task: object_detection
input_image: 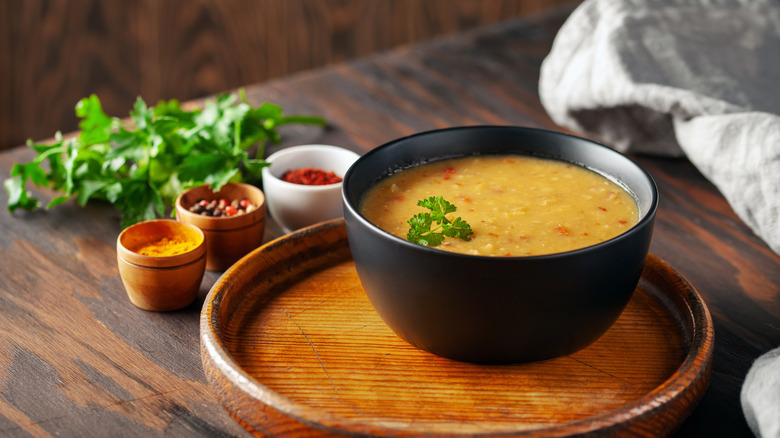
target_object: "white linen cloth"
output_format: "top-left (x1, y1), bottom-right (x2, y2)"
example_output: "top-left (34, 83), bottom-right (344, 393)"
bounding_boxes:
top-left (538, 1), bottom-right (780, 436)
top-left (742, 346), bottom-right (780, 438)
top-left (539, 0), bottom-right (780, 256)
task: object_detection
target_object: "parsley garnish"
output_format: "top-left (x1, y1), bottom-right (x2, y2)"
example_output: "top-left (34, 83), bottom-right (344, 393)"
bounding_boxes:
top-left (4, 89), bottom-right (325, 227)
top-left (406, 196), bottom-right (473, 247)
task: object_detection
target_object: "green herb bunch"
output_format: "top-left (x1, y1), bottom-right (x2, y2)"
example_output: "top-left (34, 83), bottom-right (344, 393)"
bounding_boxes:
top-left (406, 196), bottom-right (473, 246)
top-left (4, 90), bottom-right (325, 227)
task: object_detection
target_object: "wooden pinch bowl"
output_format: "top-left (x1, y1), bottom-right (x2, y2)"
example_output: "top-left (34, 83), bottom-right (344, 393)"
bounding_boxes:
top-left (175, 182), bottom-right (266, 271)
top-left (117, 219), bottom-right (207, 311)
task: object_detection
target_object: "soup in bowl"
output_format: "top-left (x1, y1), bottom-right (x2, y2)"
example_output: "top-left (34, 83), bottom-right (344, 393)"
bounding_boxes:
top-left (360, 154), bottom-right (640, 257)
top-left (342, 126), bottom-right (658, 364)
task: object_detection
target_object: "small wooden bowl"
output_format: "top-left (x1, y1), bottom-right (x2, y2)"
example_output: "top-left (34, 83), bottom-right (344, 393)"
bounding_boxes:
top-left (175, 182), bottom-right (266, 271)
top-left (117, 219), bottom-right (206, 311)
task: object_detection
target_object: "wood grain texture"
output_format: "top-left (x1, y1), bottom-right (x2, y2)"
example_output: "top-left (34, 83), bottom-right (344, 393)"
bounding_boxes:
top-left (0, 0), bottom-right (582, 150)
top-left (0, 4), bottom-right (777, 436)
top-left (201, 219), bottom-right (713, 437)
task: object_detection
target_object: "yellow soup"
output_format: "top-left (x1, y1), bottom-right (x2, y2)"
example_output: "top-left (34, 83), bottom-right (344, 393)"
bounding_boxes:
top-left (360, 155), bottom-right (639, 256)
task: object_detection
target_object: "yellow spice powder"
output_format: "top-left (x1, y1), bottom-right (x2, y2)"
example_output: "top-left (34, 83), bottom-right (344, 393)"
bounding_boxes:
top-left (135, 236), bottom-right (199, 257)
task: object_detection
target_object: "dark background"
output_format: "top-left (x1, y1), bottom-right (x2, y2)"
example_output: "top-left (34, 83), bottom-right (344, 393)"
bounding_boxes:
top-left (0, 0), bottom-right (581, 151)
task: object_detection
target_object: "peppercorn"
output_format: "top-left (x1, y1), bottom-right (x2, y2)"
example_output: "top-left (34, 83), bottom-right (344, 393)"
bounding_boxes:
top-left (188, 197), bottom-right (257, 217)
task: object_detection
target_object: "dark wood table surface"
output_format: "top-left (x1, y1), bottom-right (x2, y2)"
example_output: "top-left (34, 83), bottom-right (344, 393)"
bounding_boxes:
top-left (1, 6), bottom-right (777, 437)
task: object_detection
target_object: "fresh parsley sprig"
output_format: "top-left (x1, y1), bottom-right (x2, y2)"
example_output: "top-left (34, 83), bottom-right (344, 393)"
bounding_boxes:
top-left (406, 196), bottom-right (473, 247)
top-left (4, 89), bottom-right (325, 227)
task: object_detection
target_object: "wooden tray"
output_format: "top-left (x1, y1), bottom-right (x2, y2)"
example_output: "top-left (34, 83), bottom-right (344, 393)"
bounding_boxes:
top-left (201, 219), bottom-right (714, 437)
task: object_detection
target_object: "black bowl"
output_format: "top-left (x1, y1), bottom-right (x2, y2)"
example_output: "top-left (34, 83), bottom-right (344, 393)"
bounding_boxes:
top-left (342, 126), bottom-right (658, 364)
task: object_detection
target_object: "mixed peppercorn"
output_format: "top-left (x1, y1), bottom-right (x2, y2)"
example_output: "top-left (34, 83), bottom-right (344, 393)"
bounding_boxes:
top-left (188, 198), bottom-right (258, 217)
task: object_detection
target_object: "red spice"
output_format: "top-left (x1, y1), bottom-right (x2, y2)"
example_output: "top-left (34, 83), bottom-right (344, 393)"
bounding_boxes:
top-left (281, 167), bottom-right (343, 185)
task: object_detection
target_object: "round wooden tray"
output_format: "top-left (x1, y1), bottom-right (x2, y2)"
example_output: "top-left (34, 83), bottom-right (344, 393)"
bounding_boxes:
top-left (201, 219), bottom-right (714, 437)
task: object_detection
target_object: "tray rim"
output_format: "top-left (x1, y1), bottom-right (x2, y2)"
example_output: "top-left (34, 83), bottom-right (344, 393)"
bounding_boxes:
top-left (200, 218), bottom-right (715, 437)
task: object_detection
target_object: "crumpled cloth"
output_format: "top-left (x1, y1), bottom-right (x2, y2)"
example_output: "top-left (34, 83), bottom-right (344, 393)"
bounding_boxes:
top-left (539, 1), bottom-right (780, 435)
top-left (539, 0), bottom-right (780, 256)
top-left (742, 346), bottom-right (780, 438)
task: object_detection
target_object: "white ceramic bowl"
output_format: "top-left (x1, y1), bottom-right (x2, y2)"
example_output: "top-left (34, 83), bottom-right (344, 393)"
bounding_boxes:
top-left (262, 144), bottom-right (360, 233)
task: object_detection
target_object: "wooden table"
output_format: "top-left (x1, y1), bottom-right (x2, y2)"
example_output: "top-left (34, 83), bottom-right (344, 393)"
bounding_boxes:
top-left (1, 6), bottom-right (777, 437)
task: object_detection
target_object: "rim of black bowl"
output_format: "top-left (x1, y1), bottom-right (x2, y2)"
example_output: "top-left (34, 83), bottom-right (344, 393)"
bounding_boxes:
top-left (342, 125), bottom-right (659, 261)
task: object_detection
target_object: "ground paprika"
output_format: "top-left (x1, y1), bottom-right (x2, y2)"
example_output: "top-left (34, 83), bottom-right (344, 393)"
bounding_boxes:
top-left (281, 167), bottom-right (342, 185)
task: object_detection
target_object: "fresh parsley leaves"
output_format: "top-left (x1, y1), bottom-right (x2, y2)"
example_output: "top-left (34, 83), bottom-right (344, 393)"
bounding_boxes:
top-left (4, 90), bottom-right (325, 227)
top-left (406, 196), bottom-right (473, 246)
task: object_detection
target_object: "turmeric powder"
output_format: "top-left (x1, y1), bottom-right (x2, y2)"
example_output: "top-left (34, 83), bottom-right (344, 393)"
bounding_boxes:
top-left (134, 235), bottom-right (199, 257)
